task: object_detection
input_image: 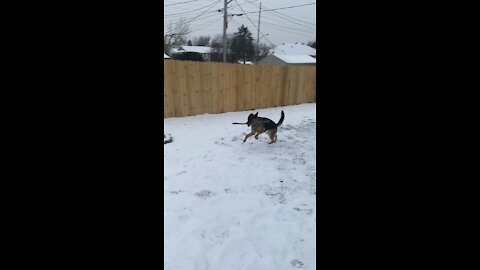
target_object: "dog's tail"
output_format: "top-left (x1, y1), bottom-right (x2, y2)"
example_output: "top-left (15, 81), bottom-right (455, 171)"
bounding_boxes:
top-left (275, 110), bottom-right (285, 127)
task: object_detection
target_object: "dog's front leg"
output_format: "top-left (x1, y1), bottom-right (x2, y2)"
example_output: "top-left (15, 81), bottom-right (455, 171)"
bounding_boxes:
top-left (243, 131), bottom-right (255, 143)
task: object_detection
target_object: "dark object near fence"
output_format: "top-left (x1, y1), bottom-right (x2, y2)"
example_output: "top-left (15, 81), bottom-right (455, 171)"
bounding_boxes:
top-left (164, 134), bottom-right (173, 144)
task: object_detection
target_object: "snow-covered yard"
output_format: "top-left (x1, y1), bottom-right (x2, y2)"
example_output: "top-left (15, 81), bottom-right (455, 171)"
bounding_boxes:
top-left (164, 103), bottom-right (316, 270)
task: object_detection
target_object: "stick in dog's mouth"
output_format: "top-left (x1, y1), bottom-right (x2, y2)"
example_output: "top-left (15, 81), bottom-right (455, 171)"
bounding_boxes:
top-left (232, 122), bottom-right (247, 125)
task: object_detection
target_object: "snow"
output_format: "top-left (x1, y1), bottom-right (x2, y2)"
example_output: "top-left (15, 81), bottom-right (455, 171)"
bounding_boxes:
top-left (237, 60), bottom-right (254, 65)
top-left (170, 48), bottom-right (181, 54)
top-left (270, 43), bottom-right (316, 56)
top-left (275, 54), bottom-right (316, 64)
top-left (164, 53), bottom-right (170, 59)
top-left (164, 103), bottom-right (316, 270)
top-left (179, 46), bottom-right (212, 54)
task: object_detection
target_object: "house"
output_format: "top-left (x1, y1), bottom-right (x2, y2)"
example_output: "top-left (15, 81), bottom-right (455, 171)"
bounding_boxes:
top-left (257, 54), bottom-right (316, 66)
top-left (171, 46), bottom-right (212, 61)
top-left (164, 53), bottom-right (170, 59)
top-left (269, 43), bottom-right (316, 58)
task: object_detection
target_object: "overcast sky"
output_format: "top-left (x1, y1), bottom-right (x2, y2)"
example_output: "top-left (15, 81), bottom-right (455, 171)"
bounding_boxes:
top-left (164, 0), bottom-right (316, 47)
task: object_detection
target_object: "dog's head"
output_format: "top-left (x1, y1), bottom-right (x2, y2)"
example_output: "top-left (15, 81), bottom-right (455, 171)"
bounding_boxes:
top-left (246, 112), bottom-right (258, 126)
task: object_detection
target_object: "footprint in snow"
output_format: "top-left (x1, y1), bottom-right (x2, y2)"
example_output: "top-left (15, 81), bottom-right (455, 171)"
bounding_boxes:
top-left (293, 207), bottom-right (314, 216)
top-left (282, 124), bottom-right (294, 130)
top-left (176, 170), bottom-right (187, 176)
top-left (291, 259), bottom-right (304, 268)
top-left (292, 158), bottom-right (306, 165)
top-left (214, 141), bottom-right (231, 146)
top-left (224, 188), bottom-right (237, 194)
top-left (195, 190), bottom-right (215, 199)
top-left (265, 191), bottom-right (287, 204)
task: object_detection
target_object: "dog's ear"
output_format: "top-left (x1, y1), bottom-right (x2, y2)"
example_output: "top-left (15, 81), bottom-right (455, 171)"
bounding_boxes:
top-left (255, 112), bottom-right (258, 116)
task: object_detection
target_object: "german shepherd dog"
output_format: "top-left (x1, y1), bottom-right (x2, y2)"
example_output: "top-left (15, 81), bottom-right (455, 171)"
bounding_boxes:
top-left (244, 110), bottom-right (285, 144)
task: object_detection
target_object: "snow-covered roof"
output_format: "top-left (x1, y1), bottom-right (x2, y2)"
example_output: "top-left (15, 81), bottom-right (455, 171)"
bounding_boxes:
top-left (178, 46), bottom-right (212, 54)
top-left (270, 43), bottom-right (316, 56)
top-left (164, 53), bottom-right (170, 59)
top-left (275, 54), bottom-right (316, 64)
top-left (237, 60), bottom-right (253, 65)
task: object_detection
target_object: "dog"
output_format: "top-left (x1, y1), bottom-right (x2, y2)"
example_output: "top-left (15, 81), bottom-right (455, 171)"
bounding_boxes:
top-left (243, 110), bottom-right (285, 144)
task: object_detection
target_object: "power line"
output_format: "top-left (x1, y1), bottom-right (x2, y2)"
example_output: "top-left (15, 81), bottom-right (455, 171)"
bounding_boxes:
top-left (236, 3), bottom-right (316, 15)
top-left (227, 0), bottom-right (258, 10)
top-left (189, 12), bottom-right (221, 23)
top-left (232, 0), bottom-right (277, 48)
top-left (260, 14), bottom-right (315, 32)
top-left (241, 1), bottom-right (315, 38)
top-left (190, 14), bottom-right (223, 32)
top-left (185, 0), bottom-right (222, 24)
top-left (261, 11), bottom-right (315, 30)
top-left (164, 10), bottom-right (218, 27)
top-left (165, 1), bottom-right (223, 37)
top-left (270, 10), bottom-right (314, 28)
top-left (228, 2), bottom-right (316, 36)
top-left (260, 20), bottom-right (315, 35)
top-left (164, 1), bottom-right (220, 17)
top-left (164, 0), bottom-right (202, 7)
top-left (232, 0), bottom-right (259, 33)
top-left (232, 16), bottom-right (311, 49)
top-left (248, 2), bottom-right (315, 28)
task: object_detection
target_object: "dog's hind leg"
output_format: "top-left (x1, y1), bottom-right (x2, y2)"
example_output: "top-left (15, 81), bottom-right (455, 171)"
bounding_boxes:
top-left (267, 129), bottom-right (277, 144)
top-left (243, 130), bottom-right (256, 142)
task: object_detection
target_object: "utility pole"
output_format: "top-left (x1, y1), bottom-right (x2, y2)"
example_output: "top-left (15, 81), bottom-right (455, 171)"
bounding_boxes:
top-left (256, 2), bottom-right (262, 62)
top-left (223, 0), bottom-right (228, 63)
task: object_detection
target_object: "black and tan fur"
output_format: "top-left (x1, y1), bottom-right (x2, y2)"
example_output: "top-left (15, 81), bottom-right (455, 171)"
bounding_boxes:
top-left (243, 110), bottom-right (285, 144)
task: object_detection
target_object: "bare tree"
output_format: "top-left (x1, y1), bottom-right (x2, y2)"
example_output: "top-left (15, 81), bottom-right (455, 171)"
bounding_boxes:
top-left (209, 34), bottom-right (223, 62)
top-left (257, 42), bottom-right (274, 59)
top-left (165, 17), bottom-right (192, 47)
top-left (209, 33), bottom-right (234, 62)
top-left (192, 35), bottom-right (211, 46)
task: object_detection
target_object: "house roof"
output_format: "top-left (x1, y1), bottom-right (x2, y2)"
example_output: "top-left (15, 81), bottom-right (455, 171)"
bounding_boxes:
top-left (274, 54), bottom-right (316, 64)
top-left (270, 43), bottom-right (316, 56)
top-left (178, 46), bottom-right (212, 54)
top-left (164, 53), bottom-right (170, 59)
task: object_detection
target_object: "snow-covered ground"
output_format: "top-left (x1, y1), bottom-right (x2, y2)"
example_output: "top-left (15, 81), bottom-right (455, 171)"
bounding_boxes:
top-left (164, 103), bottom-right (316, 270)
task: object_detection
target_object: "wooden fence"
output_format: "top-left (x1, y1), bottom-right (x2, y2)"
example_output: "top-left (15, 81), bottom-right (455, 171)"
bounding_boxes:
top-left (164, 60), bottom-right (316, 118)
